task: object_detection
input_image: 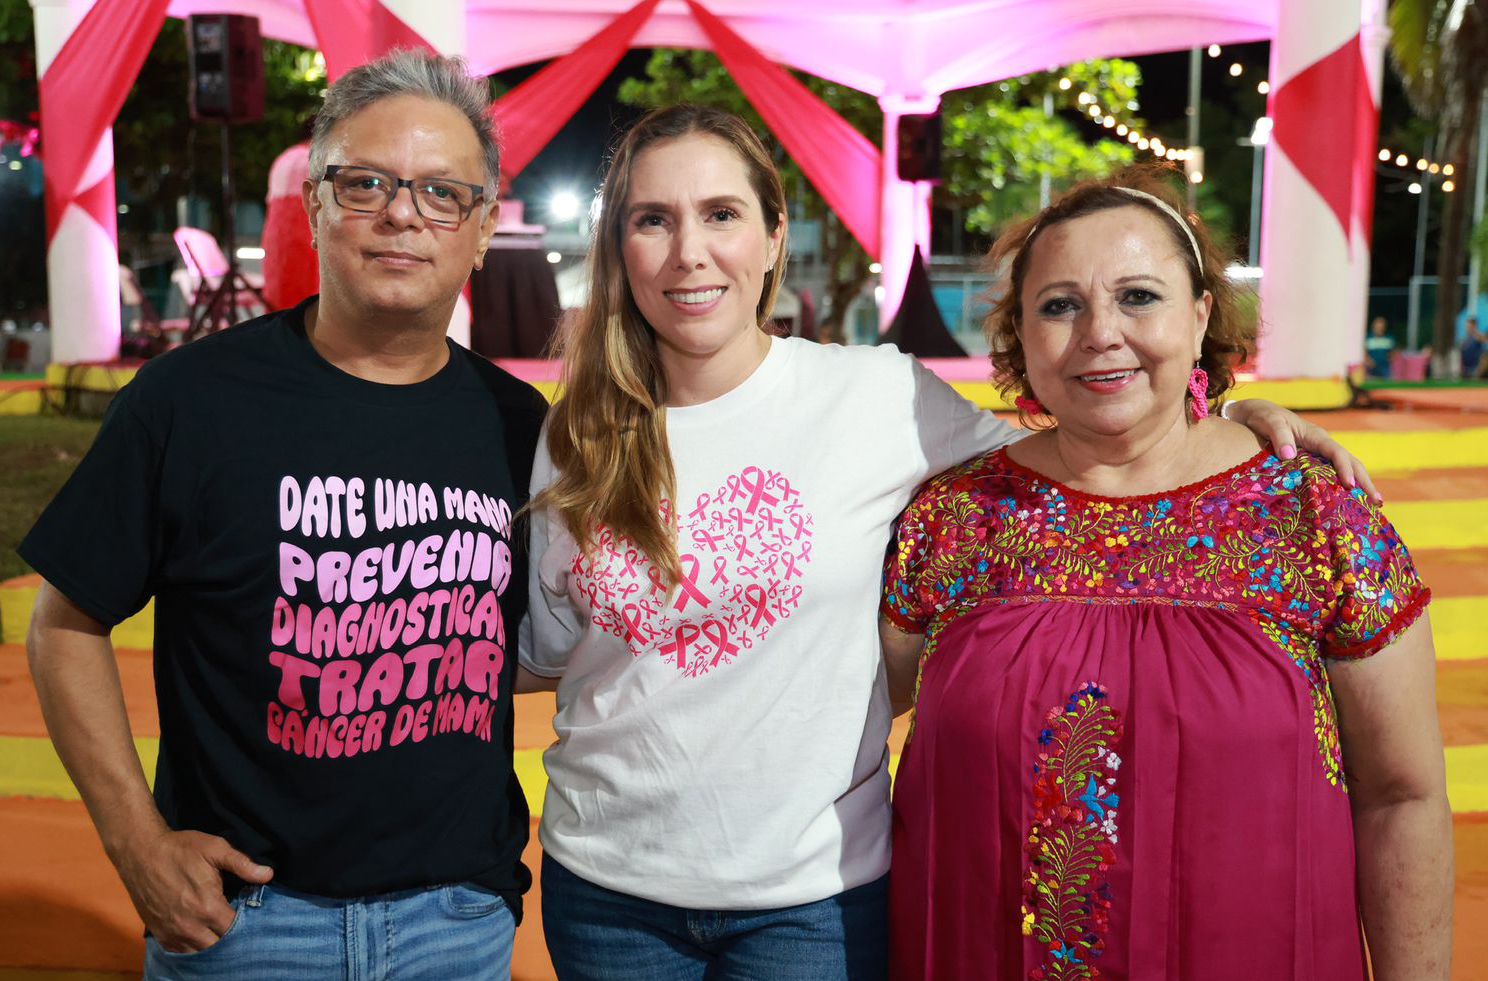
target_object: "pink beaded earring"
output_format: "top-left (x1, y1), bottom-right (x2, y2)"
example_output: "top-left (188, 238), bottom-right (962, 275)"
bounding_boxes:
top-left (1187, 363), bottom-right (1210, 420)
top-left (1015, 393), bottom-right (1047, 416)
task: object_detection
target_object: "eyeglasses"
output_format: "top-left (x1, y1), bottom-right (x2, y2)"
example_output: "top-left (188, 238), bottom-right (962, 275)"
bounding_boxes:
top-left (321, 165), bottom-right (486, 227)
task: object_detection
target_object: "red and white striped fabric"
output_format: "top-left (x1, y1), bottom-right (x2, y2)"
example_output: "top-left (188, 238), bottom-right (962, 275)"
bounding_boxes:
top-left (1260, 0), bottom-right (1386, 378)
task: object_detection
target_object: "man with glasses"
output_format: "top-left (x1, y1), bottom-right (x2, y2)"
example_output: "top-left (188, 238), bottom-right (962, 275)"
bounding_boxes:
top-left (21, 50), bottom-right (545, 979)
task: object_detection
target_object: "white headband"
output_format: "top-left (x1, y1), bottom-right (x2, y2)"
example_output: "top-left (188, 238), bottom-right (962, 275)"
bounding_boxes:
top-left (1026, 186), bottom-right (1204, 275)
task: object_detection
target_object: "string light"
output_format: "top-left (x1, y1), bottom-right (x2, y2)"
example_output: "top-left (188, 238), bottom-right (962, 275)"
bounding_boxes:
top-left (1378, 147), bottom-right (1458, 176)
top-left (1208, 44), bottom-right (1221, 57)
top-left (1257, 80), bottom-right (1270, 95)
top-left (1229, 63), bottom-right (1243, 77)
top-left (1058, 77), bottom-right (1072, 90)
top-left (1443, 180), bottom-right (1456, 192)
top-left (1071, 88), bottom-right (1195, 163)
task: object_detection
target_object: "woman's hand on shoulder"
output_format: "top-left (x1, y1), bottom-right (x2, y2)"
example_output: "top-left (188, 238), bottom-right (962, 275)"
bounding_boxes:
top-left (1224, 399), bottom-right (1380, 501)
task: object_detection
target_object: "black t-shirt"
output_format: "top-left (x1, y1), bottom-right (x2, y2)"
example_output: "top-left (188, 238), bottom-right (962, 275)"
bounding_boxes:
top-left (20, 300), bottom-right (546, 914)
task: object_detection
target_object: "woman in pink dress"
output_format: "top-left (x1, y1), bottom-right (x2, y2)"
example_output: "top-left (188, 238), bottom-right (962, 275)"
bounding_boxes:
top-left (881, 169), bottom-right (1452, 981)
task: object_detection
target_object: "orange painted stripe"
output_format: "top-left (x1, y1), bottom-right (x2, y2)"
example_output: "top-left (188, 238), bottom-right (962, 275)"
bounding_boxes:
top-left (0, 646), bottom-right (157, 739)
top-left (1374, 468), bottom-right (1488, 502)
top-left (1439, 661), bottom-right (1488, 748)
top-left (1298, 408), bottom-right (1488, 431)
top-left (1415, 549), bottom-right (1488, 598)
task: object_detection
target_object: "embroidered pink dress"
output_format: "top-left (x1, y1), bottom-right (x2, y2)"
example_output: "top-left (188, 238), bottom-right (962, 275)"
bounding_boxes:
top-left (882, 448), bottom-right (1430, 981)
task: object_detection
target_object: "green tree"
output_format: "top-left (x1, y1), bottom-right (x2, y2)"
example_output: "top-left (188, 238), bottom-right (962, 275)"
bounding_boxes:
top-left (938, 61), bottom-right (1141, 234)
top-left (1389, 0), bottom-right (1488, 359)
top-left (617, 50), bottom-right (1146, 342)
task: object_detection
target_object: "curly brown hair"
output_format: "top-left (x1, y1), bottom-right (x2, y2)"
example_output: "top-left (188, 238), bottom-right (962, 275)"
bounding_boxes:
top-left (983, 164), bottom-right (1256, 424)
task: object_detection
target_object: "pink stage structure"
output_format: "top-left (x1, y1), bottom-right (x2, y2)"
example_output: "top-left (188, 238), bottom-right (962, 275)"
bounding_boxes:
top-left (31, 0), bottom-right (1385, 384)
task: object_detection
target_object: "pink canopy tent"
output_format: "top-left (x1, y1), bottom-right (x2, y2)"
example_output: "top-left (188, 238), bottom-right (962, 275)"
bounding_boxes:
top-left (32, 0), bottom-right (1385, 381)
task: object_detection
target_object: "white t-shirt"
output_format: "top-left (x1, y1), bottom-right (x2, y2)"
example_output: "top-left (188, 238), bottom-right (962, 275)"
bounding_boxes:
top-left (519, 336), bottom-right (1019, 909)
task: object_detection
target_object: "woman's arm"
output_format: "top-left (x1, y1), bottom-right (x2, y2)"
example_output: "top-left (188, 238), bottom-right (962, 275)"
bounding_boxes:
top-left (1329, 614), bottom-right (1452, 981)
top-left (880, 619), bottom-right (926, 717)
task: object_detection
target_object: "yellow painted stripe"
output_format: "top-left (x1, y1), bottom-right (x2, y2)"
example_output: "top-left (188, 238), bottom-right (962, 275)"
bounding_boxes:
top-left (0, 388), bottom-right (44, 415)
top-left (1387, 500), bottom-right (1488, 551)
top-left (0, 736), bottom-right (555, 817)
top-left (1447, 744), bottom-right (1488, 813)
top-left (1433, 598), bottom-right (1486, 662)
top-left (0, 590), bottom-right (154, 647)
top-left (1228, 378), bottom-right (1355, 411)
top-left (0, 736), bottom-right (157, 799)
top-left (6, 735), bottom-right (1484, 815)
top-left (0, 587), bottom-right (32, 646)
top-left (945, 378), bottom-right (1357, 412)
top-left (514, 748), bottom-right (547, 817)
top-left (43, 362), bottom-right (139, 394)
top-left (1334, 427), bottom-right (1488, 475)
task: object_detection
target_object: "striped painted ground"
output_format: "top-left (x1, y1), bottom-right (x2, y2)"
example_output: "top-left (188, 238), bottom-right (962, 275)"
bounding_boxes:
top-left (2, 417), bottom-right (1485, 979)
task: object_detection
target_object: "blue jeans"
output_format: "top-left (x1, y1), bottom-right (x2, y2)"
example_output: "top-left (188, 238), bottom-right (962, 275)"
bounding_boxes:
top-left (541, 855), bottom-right (888, 981)
top-left (143, 881), bottom-right (515, 980)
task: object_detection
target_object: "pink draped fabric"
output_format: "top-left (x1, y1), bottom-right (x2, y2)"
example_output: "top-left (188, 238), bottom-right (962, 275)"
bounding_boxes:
top-left (38, 0), bottom-right (170, 244)
top-left (685, 0), bottom-right (882, 259)
top-left (303, 0), bottom-right (433, 82)
top-left (1270, 34), bottom-right (1377, 248)
top-left (490, 0), bottom-right (660, 183)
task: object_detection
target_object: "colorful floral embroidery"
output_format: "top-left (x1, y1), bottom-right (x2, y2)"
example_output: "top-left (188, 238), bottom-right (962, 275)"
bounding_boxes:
top-left (1023, 683), bottom-right (1124, 980)
top-left (1249, 609), bottom-right (1345, 787)
top-left (884, 449), bottom-right (1429, 784)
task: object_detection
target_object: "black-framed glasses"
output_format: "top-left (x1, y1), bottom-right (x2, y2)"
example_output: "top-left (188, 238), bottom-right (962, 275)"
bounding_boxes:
top-left (321, 165), bottom-right (486, 227)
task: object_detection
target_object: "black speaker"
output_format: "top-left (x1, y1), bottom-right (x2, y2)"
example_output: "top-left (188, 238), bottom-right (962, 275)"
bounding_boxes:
top-left (896, 112), bottom-right (942, 182)
top-left (188, 15), bottom-right (265, 124)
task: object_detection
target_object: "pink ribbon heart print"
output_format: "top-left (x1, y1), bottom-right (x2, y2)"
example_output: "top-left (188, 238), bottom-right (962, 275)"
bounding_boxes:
top-left (571, 465), bottom-right (814, 677)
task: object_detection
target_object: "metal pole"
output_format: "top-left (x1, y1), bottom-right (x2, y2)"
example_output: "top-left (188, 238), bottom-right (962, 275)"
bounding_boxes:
top-left (1040, 91), bottom-right (1053, 208)
top-left (1248, 142), bottom-right (1264, 267)
top-left (1468, 94), bottom-right (1488, 305)
top-left (1187, 47), bottom-right (1201, 209)
top-left (1408, 135), bottom-right (1435, 351)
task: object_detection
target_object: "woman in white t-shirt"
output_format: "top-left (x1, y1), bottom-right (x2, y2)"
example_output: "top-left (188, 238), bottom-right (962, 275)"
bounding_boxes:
top-left (515, 105), bottom-right (1373, 981)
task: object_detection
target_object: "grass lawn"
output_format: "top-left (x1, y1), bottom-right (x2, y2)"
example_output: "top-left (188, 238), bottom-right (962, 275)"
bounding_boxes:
top-left (0, 415), bottom-right (101, 582)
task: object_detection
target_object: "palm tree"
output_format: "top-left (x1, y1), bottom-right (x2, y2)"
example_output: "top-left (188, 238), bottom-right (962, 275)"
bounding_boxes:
top-left (1388, 0), bottom-right (1488, 364)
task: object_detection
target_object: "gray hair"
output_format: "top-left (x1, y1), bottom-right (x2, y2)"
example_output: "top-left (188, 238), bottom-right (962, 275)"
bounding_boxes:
top-left (310, 48), bottom-right (501, 194)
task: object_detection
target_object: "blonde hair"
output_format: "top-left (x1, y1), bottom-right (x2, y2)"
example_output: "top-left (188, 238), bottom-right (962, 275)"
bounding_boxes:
top-left (534, 105), bottom-right (789, 584)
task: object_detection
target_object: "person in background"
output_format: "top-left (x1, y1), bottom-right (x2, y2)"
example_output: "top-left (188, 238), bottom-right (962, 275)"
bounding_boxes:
top-left (261, 133), bottom-right (319, 311)
top-left (1460, 315), bottom-right (1485, 379)
top-left (1366, 315), bottom-right (1395, 378)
